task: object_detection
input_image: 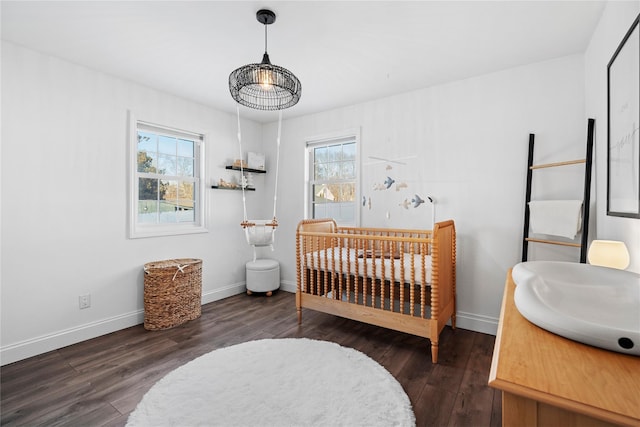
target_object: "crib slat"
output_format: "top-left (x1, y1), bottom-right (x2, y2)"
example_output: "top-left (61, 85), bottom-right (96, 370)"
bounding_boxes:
top-left (346, 236), bottom-right (352, 303)
top-left (363, 237), bottom-right (369, 306)
top-left (399, 245), bottom-right (405, 314)
top-left (431, 232), bottom-right (439, 324)
top-left (421, 242), bottom-right (427, 318)
top-left (323, 238), bottom-right (330, 296)
top-left (390, 242), bottom-right (395, 309)
top-left (311, 236), bottom-right (318, 295)
top-left (409, 242), bottom-right (415, 316)
top-left (337, 238), bottom-right (343, 301)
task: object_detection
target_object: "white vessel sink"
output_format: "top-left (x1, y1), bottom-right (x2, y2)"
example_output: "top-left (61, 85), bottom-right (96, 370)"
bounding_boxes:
top-left (512, 261), bottom-right (640, 356)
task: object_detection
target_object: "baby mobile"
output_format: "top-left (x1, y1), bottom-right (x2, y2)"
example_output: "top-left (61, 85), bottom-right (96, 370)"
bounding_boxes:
top-left (364, 155), bottom-right (435, 225)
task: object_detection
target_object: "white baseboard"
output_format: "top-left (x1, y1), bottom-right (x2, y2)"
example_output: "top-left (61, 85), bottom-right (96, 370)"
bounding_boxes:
top-left (1, 283), bottom-right (247, 366)
top-left (279, 280), bottom-right (297, 293)
top-left (455, 311), bottom-right (499, 335)
top-left (202, 282), bottom-right (246, 304)
top-left (1, 282), bottom-right (497, 366)
top-left (0, 310), bottom-right (144, 366)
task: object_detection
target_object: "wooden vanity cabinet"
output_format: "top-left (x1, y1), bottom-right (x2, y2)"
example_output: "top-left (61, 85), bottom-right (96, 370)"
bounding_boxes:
top-left (489, 270), bottom-right (640, 427)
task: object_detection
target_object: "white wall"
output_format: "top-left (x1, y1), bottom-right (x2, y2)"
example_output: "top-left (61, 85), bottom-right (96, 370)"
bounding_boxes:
top-left (0, 41), bottom-right (269, 365)
top-left (585, 1), bottom-right (640, 273)
top-left (268, 54), bottom-right (588, 334)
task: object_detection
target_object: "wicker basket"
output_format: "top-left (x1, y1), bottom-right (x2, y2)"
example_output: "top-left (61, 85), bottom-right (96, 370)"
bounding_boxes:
top-left (143, 258), bottom-right (202, 330)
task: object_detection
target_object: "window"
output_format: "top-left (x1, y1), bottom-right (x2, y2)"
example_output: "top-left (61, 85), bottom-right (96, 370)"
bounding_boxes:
top-left (129, 118), bottom-right (206, 238)
top-left (306, 131), bottom-right (359, 226)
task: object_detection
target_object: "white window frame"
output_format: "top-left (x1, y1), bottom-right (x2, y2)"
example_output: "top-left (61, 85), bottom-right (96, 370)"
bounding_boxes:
top-left (128, 112), bottom-right (207, 238)
top-left (304, 128), bottom-right (361, 227)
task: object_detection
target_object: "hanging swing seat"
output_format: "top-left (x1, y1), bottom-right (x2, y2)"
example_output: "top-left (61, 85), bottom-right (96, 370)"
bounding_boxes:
top-left (242, 218), bottom-right (278, 248)
top-left (243, 219), bottom-right (280, 296)
top-left (235, 107), bottom-right (282, 295)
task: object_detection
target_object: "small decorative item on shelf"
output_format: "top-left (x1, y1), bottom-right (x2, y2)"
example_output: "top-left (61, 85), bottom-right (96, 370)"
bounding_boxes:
top-left (233, 159), bottom-right (248, 168)
top-left (246, 173), bottom-right (254, 188)
top-left (247, 152), bottom-right (265, 170)
top-left (219, 178), bottom-right (237, 189)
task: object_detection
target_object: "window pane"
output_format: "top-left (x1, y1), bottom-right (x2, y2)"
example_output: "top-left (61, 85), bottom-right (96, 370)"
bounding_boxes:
top-left (325, 202), bottom-right (341, 219)
top-left (343, 143), bottom-right (356, 160)
top-left (159, 204), bottom-right (178, 223)
top-left (340, 183), bottom-right (356, 202)
top-left (176, 202), bottom-right (195, 223)
top-left (327, 144), bottom-right (341, 161)
top-left (314, 162), bottom-right (327, 180)
top-left (177, 157), bottom-right (194, 177)
top-left (157, 153), bottom-right (176, 176)
top-left (138, 200), bottom-right (158, 223)
top-left (314, 146), bottom-right (327, 163)
top-left (139, 178), bottom-right (158, 201)
top-left (342, 161), bottom-right (355, 179)
top-left (158, 135), bottom-right (176, 155)
top-left (313, 184), bottom-right (335, 202)
top-left (326, 184), bottom-right (340, 201)
top-left (177, 139), bottom-right (194, 157)
top-left (327, 162), bottom-right (340, 179)
top-left (159, 179), bottom-right (177, 223)
top-left (177, 182), bottom-right (195, 209)
top-left (337, 202), bottom-right (355, 223)
top-left (313, 203), bottom-right (328, 219)
top-left (138, 131), bottom-right (156, 153)
top-left (161, 180), bottom-right (178, 203)
top-left (137, 150), bottom-right (157, 173)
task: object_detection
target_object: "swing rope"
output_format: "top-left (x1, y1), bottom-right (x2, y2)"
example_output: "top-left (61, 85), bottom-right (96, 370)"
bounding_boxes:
top-left (236, 106), bottom-right (281, 229)
top-left (236, 105), bottom-right (249, 225)
top-left (272, 109), bottom-right (282, 225)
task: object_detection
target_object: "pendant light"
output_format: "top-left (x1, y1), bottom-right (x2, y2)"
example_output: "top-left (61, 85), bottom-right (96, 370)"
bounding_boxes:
top-left (229, 9), bottom-right (302, 111)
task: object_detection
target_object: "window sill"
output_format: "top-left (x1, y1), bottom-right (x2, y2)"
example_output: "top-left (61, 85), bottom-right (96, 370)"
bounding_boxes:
top-left (129, 224), bottom-right (208, 239)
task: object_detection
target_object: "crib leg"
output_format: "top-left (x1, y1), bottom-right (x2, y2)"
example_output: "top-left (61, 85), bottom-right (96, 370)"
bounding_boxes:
top-left (431, 342), bottom-right (439, 364)
top-left (451, 313), bottom-right (457, 329)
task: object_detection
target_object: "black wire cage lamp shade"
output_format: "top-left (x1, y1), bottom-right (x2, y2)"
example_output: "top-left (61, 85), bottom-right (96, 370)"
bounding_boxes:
top-left (229, 9), bottom-right (302, 111)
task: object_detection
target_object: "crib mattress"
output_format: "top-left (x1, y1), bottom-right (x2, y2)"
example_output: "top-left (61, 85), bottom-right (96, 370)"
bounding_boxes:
top-left (303, 247), bottom-right (432, 285)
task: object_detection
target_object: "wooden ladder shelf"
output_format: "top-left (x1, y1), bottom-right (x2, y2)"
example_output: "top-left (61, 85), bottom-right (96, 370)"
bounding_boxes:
top-left (521, 118), bottom-right (595, 263)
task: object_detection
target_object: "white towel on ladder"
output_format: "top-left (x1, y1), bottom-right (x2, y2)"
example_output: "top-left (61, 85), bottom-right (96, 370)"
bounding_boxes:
top-left (528, 200), bottom-right (583, 239)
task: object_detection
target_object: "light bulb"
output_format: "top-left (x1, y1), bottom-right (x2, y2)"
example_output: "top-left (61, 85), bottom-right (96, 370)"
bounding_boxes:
top-left (258, 69), bottom-right (273, 90)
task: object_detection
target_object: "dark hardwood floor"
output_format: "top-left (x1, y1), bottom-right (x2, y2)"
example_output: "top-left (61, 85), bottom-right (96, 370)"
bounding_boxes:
top-left (1, 291), bottom-right (501, 426)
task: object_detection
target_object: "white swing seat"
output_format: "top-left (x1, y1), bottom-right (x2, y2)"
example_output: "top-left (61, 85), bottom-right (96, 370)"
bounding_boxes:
top-left (242, 219), bottom-right (277, 247)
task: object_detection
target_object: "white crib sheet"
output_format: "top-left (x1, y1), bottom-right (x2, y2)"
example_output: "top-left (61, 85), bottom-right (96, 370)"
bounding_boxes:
top-left (304, 247), bottom-right (432, 285)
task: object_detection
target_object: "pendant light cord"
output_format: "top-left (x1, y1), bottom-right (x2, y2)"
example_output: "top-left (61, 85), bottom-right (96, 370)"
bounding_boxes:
top-left (264, 24), bottom-right (268, 54)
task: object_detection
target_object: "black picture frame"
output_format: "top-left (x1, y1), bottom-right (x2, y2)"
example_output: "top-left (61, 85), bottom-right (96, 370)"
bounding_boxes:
top-left (607, 14), bottom-right (640, 218)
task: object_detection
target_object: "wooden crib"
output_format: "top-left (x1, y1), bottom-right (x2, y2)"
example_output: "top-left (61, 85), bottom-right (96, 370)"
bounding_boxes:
top-left (295, 218), bottom-right (456, 363)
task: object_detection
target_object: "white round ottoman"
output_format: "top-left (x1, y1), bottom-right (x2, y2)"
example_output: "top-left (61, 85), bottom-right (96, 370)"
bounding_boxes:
top-left (246, 259), bottom-right (280, 296)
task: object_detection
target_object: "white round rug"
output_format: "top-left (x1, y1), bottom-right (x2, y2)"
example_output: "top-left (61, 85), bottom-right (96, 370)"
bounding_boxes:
top-left (126, 338), bottom-right (415, 427)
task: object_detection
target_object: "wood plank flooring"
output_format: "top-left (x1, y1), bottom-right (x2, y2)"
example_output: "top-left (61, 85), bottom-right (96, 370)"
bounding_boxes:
top-left (1, 291), bottom-right (501, 426)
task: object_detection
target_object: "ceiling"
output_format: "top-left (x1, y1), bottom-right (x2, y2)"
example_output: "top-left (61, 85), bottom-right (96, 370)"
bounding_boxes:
top-left (1, 1), bottom-right (606, 123)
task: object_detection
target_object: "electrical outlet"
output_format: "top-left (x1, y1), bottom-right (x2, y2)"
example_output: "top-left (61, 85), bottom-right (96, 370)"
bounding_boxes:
top-left (79, 294), bottom-right (91, 309)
